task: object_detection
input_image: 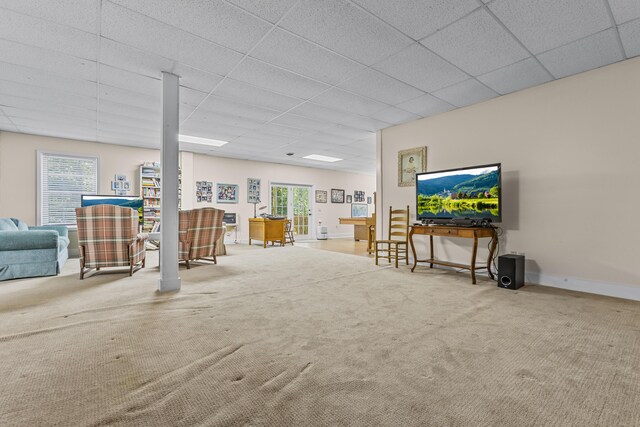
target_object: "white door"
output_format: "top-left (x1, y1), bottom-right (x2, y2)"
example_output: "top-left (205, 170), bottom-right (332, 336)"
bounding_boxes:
top-left (270, 184), bottom-right (313, 240)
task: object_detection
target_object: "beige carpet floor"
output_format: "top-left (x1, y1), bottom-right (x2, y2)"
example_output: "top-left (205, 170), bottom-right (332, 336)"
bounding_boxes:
top-left (0, 245), bottom-right (639, 427)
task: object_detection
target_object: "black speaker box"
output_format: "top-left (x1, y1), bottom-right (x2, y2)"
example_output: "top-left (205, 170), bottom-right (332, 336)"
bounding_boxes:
top-left (498, 254), bottom-right (525, 290)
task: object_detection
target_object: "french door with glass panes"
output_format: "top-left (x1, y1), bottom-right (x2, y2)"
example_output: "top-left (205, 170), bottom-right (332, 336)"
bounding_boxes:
top-left (270, 184), bottom-right (313, 240)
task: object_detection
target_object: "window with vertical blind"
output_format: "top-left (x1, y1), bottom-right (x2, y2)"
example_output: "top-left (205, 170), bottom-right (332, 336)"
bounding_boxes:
top-left (38, 152), bottom-right (99, 225)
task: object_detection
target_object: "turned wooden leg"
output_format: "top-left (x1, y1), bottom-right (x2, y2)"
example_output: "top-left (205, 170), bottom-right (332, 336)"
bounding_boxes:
top-left (470, 236), bottom-right (478, 284)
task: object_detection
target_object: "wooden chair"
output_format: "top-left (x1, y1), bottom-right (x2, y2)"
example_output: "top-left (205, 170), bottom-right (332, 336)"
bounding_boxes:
top-left (367, 212), bottom-right (376, 254)
top-left (75, 205), bottom-right (147, 279)
top-left (375, 206), bottom-right (409, 268)
top-left (178, 208), bottom-right (225, 269)
top-left (285, 219), bottom-right (295, 246)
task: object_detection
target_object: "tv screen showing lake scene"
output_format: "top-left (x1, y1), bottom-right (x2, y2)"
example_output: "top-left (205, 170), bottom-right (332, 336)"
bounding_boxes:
top-left (81, 195), bottom-right (144, 224)
top-left (416, 164), bottom-right (501, 222)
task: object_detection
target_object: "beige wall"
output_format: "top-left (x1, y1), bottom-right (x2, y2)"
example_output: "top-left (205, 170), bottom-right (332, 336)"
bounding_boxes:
top-left (379, 57), bottom-right (640, 298)
top-left (0, 131), bottom-right (374, 241)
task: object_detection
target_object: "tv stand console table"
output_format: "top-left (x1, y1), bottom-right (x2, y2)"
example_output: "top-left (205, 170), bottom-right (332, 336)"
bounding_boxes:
top-left (409, 225), bottom-right (498, 284)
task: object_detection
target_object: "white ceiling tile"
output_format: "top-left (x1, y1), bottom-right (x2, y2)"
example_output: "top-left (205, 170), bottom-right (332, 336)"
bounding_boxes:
top-left (185, 109), bottom-right (264, 132)
top-left (340, 116), bottom-right (391, 132)
top-left (99, 111), bottom-right (158, 130)
top-left (619, 19), bottom-right (640, 58)
top-left (99, 84), bottom-right (159, 110)
top-left (17, 125), bottom-right (96, 141)
top-left (250, 28), bottom-right (364, 85)
top-left (287, 102), bottom-right (363, 124)
top-left (99, 65), bottom-right (160, 97)
top-left (477, 57), bottom-right (552, 95)
top-left (224, 0), bottom-right (298, 23)
top-left (6, 109), bottom-right (96, 129)
top-left (421, 8), bottom-right (529, 76)
top-left (0, 8), bottom-right (96, 60)
top-left (229, 58), bottom-right (330, 100)
top-left (0, 94), bottom-right (96, 120)
top-left (101, 2), bottom-right (243, 77)
top-left (351, 0), bottom-right (479, 40)
top-left (0, 0), bottom-right (99, 33)
top-left (0, 79), bottom-right (96, 110)
top-left (98, 123), bottom-right (159, 140)
top-left (180, 121), bottom-right (250, 141)
top-left (180, 87), bottom-right (209, 108)
top-left (608, 0), bottom-right (640, 25)
top-left (0, 39), bottom-right (96, 82)
top-left (279, 0), bottom-right (412, 66)
top-left (537, 30), bottom-right (624, 78)
top-left (431, 79), bottom-right (498, 107)
top-left (197, 96), bottom-right (281, 122)
top-left (337, 68), bottom-right (425, 105)
top-left (319, 124), bottom-right (375, 141)
top-left (108, 0), bottom-right (271, 53)
top-left (373, 44), bottom-right (469, 92)
top-left (370, 106), bottom-right (421, 125)
top-left (271, 113), bottom-right (332, 132)
top-left (312, 88), bottom-right (388, 116)
top-left (214, 79), bottom-right (303, 112)
top-left (488, 0), bottom-right (611, 54)
top-left (0, 61), bottom-right (97, 98)
top-left (395, 93), bottom-right (455, 117)
top-left (98, 99), bottom-right (158, 122)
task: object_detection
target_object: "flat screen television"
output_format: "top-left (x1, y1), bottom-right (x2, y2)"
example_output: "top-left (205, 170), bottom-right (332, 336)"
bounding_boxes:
top-left (80, 195), bottom-right (144, 225)
top-left (416, 163), bottom-right (501, 223)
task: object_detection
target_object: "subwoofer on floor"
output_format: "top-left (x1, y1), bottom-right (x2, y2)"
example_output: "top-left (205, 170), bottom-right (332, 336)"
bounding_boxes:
top-left (498, 254), bottom-right (525, 290)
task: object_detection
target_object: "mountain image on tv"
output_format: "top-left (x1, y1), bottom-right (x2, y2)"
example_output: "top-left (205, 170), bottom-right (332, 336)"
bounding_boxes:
top-left (81, 196), bottom-right (144, 224)
top-left (417, 165), bottom-right (500, 220)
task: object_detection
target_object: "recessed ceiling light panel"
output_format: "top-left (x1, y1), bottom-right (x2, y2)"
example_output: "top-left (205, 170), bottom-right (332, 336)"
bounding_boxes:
top-left (303, 154), bottom-right (343, 162)
top-left (179, 134), bottom-right (229, 147)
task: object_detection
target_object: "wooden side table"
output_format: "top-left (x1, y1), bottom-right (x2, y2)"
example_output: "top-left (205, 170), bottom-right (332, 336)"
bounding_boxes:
top-left (409, 225), bottom-right (498, 284)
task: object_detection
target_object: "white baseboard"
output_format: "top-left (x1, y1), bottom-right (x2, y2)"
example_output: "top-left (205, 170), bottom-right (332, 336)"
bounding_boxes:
top-left (527, 273), bottom-right (640, 302)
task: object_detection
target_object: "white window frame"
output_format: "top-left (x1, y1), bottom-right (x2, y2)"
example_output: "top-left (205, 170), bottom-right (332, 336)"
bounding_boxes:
top-left (37, 151), bottom-right (99, 226)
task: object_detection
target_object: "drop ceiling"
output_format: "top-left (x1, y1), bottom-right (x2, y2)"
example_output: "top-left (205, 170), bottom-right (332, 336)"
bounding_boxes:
top-left (0, 0), bottom-right (638, 174)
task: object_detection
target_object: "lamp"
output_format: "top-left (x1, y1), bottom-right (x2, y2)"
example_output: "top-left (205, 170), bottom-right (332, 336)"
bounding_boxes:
top-left (252, 199), bottom-right (268, 218)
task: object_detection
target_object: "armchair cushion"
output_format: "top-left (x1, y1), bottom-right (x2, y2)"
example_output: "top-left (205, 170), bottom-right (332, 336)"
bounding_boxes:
top-left (0, 219), bottom-right (69, 280)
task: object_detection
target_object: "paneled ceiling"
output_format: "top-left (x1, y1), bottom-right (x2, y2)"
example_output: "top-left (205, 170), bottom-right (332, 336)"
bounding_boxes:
top-left (0, 0), bottom-right (638, 174)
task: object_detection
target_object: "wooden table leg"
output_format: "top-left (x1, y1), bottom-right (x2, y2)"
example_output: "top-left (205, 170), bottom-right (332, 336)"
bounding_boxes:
top-left (470, 235), bottom-right (478, 284)
top-left (410, 227), bottom-right (418, 272)
top-left (487, 230), bottom-right (498, 280)
top-left (429, 235), bottom-right (434, 269)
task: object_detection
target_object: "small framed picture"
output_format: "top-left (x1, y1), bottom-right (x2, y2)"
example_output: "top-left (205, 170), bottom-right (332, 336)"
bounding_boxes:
top-left (216, 183), bottom-right (239, 203)
top-left (331, 189), bottom-right (345, 203)
top-left (346, 195), bottom-right (353, 203)
top-left (315, 190), bottom-right (327, 203)
top-left (367, 196), bottom-right (372, 204)
top-left (115, 174), bottom-right (127, 181)
top-left (247, 178), bottom-right (261, 203)
top-left (123, 181), bottom-right (131, 191)
top-left (351, 204), bottom-right (368, 218)
top-left (111, 181), bottom-right (120, 190)
top-left (354, 190), bottom-right (365, 202)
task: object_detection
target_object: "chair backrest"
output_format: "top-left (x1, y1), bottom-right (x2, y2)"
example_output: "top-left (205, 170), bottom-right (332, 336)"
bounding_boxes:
top-left (75, 205), bottom-right (139, 265)
top-left (179, 208), bottom-right (225, 258)
top-left (387, 205), bottom-right (409, 242)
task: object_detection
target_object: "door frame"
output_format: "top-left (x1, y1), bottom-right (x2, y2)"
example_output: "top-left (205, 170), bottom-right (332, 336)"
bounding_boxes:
top-left (269, 181), bottom-right (315, 240)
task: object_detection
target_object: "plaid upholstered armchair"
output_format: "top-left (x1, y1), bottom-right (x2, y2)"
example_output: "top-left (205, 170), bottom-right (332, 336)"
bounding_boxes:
top-left (75, 205), bottom-right (147, 279)
top-left (179, 208), bottom-right (225, 269)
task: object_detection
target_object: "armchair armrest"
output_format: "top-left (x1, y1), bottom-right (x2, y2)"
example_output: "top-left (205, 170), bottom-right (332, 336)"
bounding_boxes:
top-left (29, 225), bottom-right (68, 238)
top-left (0, 230), bottom-right (59, 250)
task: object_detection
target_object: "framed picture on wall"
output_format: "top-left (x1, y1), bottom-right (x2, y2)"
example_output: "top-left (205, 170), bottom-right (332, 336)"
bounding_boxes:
top-left (367, 196), bottom-right (372, 204)
top-left (331, 189), bottom-right (345, 203)
top-left (247, 178), bottom-right (261, 203)
top-left (398, 146), bottom-right (427, 187)
top-left (315, 190), bottom-right (327, 203)
top-left (346, 195), bottom-right (353, 203)
top-left (216, 183), bottom-right (239, 203)
top-left (353, 190), bottom-right (365, 202)
top-left (351, 204), bottom-right (368, 218)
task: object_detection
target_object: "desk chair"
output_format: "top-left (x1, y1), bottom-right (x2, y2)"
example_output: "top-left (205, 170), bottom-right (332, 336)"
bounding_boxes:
top-left (375, 206), bottom-right (409, 268)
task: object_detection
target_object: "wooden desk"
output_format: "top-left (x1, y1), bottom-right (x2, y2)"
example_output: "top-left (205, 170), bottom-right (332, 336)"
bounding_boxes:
top-left (249, 218), bottom-right (286, 248)
top-left (409, 225), bottom-right (497, 284)
top-left (339, 216), bottom-right (376, 253)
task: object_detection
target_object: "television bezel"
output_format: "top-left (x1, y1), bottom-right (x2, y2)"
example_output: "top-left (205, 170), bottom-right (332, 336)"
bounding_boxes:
top-left (415, 162), bottom-right (502, 223)
top-left (80, 194), bottom-right (144, 225)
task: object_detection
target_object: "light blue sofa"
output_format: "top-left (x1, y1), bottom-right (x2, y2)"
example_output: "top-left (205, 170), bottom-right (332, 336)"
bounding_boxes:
top-left (0, 218), bottom-right (69, 281)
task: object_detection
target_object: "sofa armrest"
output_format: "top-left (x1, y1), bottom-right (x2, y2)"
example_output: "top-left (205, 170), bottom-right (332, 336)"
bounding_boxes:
top-left (29, 225), bottom-right (68, 238)
top-left (0, 230), bottom-right (59, 250)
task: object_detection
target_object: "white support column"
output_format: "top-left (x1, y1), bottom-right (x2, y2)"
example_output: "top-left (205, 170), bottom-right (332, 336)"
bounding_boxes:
top-left (158, 72), bottom-right (181, 292)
